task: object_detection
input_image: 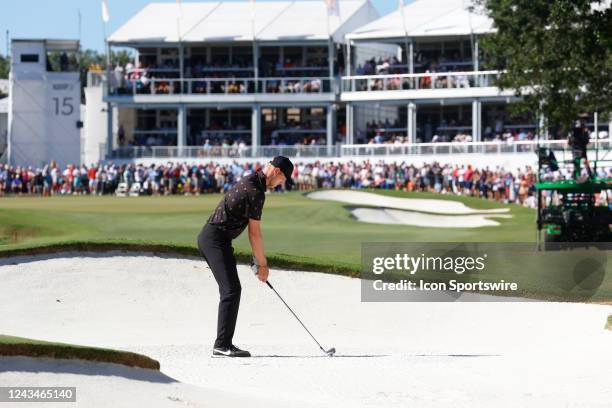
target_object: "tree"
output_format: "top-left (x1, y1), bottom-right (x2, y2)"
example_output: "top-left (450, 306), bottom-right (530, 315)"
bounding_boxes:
top-left (0, 48), bottom-right (133, 100)
top-left (77, 48), bottom-right (133, 101)
top-left (0, 55), bottom-right (9, 80)
top-left (476, 0), bottom-right (612, 135)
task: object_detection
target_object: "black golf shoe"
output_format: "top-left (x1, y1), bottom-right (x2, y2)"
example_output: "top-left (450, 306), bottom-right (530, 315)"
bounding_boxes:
top-left (212, 344), bottom-right (251, 357)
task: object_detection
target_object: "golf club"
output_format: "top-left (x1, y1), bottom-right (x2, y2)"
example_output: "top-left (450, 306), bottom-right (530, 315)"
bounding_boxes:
top-left (252, 258), bottom-right (336, 357)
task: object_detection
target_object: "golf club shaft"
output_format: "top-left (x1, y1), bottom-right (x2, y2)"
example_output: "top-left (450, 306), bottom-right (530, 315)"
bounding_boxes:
top-left (266, 280), bottom-right (327, 353)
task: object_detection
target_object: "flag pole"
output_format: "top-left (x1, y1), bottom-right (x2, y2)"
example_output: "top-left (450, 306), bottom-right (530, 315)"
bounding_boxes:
top-left (251, 0), bottom-right (257, 92)
top-left (176, 0), bottom-right (183, 93)
top-left (399, 0), bottom-right (410, 73)
top-left (101, 0), bottom-right (112, 159)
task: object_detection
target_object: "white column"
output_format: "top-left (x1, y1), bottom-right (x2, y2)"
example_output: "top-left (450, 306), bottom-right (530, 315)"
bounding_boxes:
top-left (407, 102), bottom-right (417, 143)
top-left (472, 99), bottom-right (481, 142)
top-left (251, 104), bottom-right (260, 157)
top-left (327, 104), bottom-right (334, 156)
top-left (253, 42), bottom-right (259, 92)
top-left (105, 39), bottom-right (113, 159)
top-left (179, 44), bottom-right (184, 82)
top-left (408, 40), bottom-right (414, 74)
top-left (474, 36), bottom-right (479, 71)
top-left (346, 103), bottom-right (354, 145)
top-left (177, 105), bottom-right (187, 150)
top-left (328, 40), bottom-right (334, 79)
top-left (106, 102), bottom-right (113, 158)
top-left (346, 41), bottom-right (351, 76)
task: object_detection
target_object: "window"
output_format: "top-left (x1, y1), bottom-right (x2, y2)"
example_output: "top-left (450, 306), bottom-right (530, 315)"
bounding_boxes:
top-left (20, 54), bottom-right (39, 63)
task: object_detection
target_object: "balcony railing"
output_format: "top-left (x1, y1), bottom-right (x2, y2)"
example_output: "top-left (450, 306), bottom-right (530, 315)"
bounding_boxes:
top-left (106, 139), bottom-right (611, 161)
top-left (95, 70), bottom-right (503, 96)
top-left (107, 76), bottom-right (333, 96)
top-left (94, 69), bottom-right (505, 96)
top-left (341, 70), bottom-right (501, 93)
top-left (108, 144), bottom-right (338, 159)
top-left (341, 139), bottom-right (611, 156)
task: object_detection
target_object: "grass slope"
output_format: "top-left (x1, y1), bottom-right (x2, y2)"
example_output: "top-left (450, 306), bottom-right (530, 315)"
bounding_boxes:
top-left (0, 335), bottom-right (160, 370)
top-left (2, 189), bottom-right (609, 302)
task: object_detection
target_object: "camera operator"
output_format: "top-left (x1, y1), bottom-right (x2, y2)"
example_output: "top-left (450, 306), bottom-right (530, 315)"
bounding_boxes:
top-left (567, 115), bottom-right (593, 180)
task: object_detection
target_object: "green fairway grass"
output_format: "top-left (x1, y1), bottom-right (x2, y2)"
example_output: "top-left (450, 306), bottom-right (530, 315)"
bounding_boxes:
top-left (0, 189), bottom-right (535, 265)
top-left (0, 335), bottom-right (160, 369)
top-left (1, 189), bottom-right (609, 302)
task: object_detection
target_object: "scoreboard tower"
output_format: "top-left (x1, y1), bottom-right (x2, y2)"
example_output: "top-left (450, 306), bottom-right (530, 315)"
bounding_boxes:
top-left (8, 39), bottom-right (81, 168)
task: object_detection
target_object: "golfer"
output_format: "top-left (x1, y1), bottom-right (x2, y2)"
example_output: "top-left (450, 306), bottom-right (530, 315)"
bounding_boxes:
top-left (197, 156), bottom-right (294, 357)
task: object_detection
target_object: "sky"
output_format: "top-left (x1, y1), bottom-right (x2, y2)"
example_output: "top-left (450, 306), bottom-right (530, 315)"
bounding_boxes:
top-left (0, 0), bottom-right (403, 55)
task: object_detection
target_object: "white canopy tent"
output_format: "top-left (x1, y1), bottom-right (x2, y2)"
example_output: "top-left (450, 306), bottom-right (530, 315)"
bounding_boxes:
top-left (346, 0), bottom-right (494, 41)
top-left (108, 0), bottom-right (379, 45)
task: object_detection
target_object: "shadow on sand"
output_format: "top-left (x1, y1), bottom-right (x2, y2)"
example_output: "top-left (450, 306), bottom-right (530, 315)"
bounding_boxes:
top-left (0, 356), bottom-right (178, 383)
top-left (248, 353), bottom-right (500, 358)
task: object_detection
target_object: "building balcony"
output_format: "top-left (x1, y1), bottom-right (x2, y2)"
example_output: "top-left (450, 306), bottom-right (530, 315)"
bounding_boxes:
top-left (340, 70), bottom-right (514, 102)
top-left (102, 75), bottom-right (337, 105)
top-left (108, 144), bottom-right (338, 160)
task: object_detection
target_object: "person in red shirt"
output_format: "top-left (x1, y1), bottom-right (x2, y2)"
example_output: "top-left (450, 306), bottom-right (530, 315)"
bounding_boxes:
top-left (88, 166), bottom-right (97, 194)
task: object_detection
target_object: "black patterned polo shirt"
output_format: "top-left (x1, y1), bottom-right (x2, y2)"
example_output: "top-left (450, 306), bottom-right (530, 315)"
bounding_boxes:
top-left (206, 170), bottom-right (266, 239)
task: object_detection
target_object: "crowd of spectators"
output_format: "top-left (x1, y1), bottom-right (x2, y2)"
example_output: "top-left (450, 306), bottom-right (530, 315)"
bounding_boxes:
top-left (355, 56), bottom-right (404, 76)
top-left (190, 120), bottom-right (251, 146)
top-left (259, 57), bottom-right (328, 78)
top-left (268, 135), bottom-right (327, 146)
top-left (2, 160), bottom-right (608, 208)
top-left (354, 69), bottom-right (477, 92)
top-left (363, 118), bottom-right (538, 144)
top-left (268, 120), bottom-right (328, 146)
top-left (109, 51), bottom-right (331, 95)
top-left (354, 51), bottom-right (475, 77)
top-left (352, 50), bottom-right (484, 92)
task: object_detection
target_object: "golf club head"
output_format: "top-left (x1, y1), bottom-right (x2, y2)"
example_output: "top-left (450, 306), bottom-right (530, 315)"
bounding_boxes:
top-left (326, 347), bottom-right (336, 357)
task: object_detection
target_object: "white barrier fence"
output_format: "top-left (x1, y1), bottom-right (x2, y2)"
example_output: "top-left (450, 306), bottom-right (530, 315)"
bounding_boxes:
top-left (92, 70), bottom-right (501, 96)
top-left (108, 145), bottom-right (339, 160)
top-left (341, 70), bottom-right (501, 93)
top-left (108, 76), bottom-right (334, 96)
top-left (107, 139), bottom-right (611, 160)
top-left (341, 140), bottom-right (612, 156)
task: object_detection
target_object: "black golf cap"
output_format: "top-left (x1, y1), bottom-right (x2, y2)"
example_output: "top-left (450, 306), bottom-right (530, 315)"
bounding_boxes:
top-left (270, 156), bottom-right (294, 186)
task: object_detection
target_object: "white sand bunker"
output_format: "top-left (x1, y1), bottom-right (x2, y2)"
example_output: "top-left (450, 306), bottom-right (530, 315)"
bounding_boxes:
top-left (308, 189), bottom-right (511, 228)
top-left (1, 253), bottom-right (611, 408)
top-left (352, 207), bottom-right (512, 228)
top-left (307, 190), bottom-right (510, 215)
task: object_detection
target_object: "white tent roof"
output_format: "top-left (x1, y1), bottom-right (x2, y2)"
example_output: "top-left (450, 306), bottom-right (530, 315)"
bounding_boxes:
top-left (347, 0), bottom-right (494, 41)
top-left (0, 97), bottom-right (8, 114)
top-left (109, 0), bottom-right (379, 44)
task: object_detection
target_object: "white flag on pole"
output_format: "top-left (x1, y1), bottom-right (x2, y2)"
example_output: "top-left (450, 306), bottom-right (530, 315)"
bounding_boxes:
top-left (398, 0), bottom-right (408, 36)
top-left (176, 0), bottom-right (183, 19)
top-left (250, 0), bottom-right (256, 39)
top-left (325, 0), bottom-right (340, 17)
top-left (101, 0), bottom-right (110, 23)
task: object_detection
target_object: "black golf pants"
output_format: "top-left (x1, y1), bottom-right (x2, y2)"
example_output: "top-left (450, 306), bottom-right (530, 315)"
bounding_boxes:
top-left (197, 223), bottom-right (241, 349)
